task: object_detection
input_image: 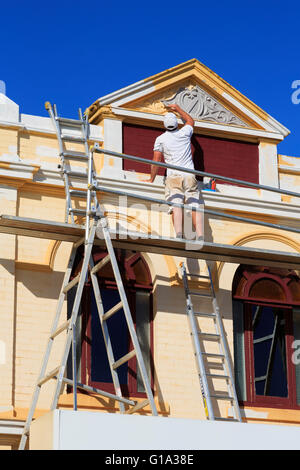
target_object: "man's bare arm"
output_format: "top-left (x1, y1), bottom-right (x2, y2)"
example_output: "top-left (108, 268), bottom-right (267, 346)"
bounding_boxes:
top-left (141, 151), bottom-right (163, 183)
top-left (166, 103), bottom-right (194, 127)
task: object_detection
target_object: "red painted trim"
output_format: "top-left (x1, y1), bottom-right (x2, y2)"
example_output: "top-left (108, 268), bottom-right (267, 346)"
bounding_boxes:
top-left (242, 272), bottom-right (292, 303)
top-left (233, 296), bottom-right (300, 307)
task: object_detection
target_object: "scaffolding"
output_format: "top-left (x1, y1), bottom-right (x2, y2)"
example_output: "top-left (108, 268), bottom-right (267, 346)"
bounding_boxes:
top-left (1, 106), bottom-right (300, 448)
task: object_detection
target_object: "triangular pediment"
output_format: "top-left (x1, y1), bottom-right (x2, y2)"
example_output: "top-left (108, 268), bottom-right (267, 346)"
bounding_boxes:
top-left (125, 81), bottom-right (249, 128)
top-left (87, 59), bottom-right (289, 138)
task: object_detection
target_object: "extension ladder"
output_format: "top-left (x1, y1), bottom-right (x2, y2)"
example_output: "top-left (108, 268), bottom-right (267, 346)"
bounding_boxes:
top-left (18, 104), bottom-right (157, 450)
top-left (180, 261), bottom-right (242, 422)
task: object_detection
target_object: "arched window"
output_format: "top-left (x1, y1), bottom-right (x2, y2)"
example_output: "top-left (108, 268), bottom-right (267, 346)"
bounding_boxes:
top-left (68, 248), bottom-right (153, 398)
top-left (232, 265), bottom-right (300, 408)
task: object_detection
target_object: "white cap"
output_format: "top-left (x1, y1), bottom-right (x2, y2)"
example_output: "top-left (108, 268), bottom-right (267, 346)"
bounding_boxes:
top-left (164, 112), bottom-right (178, 130)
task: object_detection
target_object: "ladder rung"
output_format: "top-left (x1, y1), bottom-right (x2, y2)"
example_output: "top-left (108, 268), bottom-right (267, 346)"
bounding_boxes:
top-left (210, 394), bottom-right (234, 401)
top-left (56, 117), bottom-right (86, 126)
top-left (38, 367), bottom-right (60, 386)
top-left (62, 378), bottom-right (136, 406)
top-left (61, 151), bottom-right (88, 161)
top-left (125, 399), bottom-right (150, 415)
top-left (187, 273), bottom-right (210, 279)
top-left (112, 350), bottom-right (136, 370)
top-left (65, 171), bottom-right (87, 179)
top-left (50, 319), bottom-right (70, 339)
top-left (91, 255), bottom-right (111, 274)
top-left (215, 417), bottom-right (239, 422)
top-left (60, 134), bottom-right (86, 143)
top-left (69, 190), bottom-right (88, 198)
top-left (202, 352), bottom-right (225, 359)
top-left (102, 301), bottom-right (123, 321)
top-left (63, 273), bottom-right (80, 293)
top-left (206, 373), bottom-right (230, 380)
top-left (189, 292), bottom-right (213, 298)
top-left (198, 332), bottom-right (220, 340)
top-left (69, 208), bottom-right (87, 216)
top-left (194, 312), bottom-right (216, 318)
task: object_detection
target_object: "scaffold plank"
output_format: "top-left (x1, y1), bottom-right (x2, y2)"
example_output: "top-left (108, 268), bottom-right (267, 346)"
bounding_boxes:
top-left (1, 214), bottom-right (300, 269)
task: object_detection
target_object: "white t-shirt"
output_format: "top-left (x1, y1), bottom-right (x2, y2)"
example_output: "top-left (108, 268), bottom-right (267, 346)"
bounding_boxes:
top-left (153, 124), bottom-right (194, 176)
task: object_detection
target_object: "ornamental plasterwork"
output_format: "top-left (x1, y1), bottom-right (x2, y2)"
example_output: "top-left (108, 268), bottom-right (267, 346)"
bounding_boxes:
top-left (129, 83), bottom-right (249, 128)
top-left (127, 81), bottom-right (196, 115)
top-left (162, 85), bottom-right (248, 127)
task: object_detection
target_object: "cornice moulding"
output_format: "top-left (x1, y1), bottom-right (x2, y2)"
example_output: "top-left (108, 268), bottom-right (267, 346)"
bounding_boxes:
top-left (1, 161), bottom-right (299, 224)
top-left (0, 114), bottom-right (103, 142)
top-left (279, 165), bottom-right (300, 175)
top-left (0, 159), bottom-right (40, 181)
top-left (110, 106), bottom-right (284, 142)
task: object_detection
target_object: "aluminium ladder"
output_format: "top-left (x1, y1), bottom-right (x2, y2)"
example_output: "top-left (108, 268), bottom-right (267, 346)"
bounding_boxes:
top-left (18, 103), bottom-right (157, 450)
top-left (180, 261), bottom-right (242, 422)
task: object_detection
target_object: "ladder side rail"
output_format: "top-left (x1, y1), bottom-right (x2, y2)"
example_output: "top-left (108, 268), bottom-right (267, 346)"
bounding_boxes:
top-left (98, 215), bottom-right (158, 416)
top-left (89, 261), bottom-right (126, 413)
top-left (180, 264), bottom-right (215, 420)
top-left (87, 139), bottom-right (100, 221)
top-left (207, 265), bottom-right (242, 422)
top-left (46, 102), bottom-right (74, 223)
top-left (79, 107), bottom-right (92, 232)
top-left (85, 148), bottom-right (94, 244)
top-left (18, 242), bottom-right (80, 450)
top-left (53, 104), bottom-right (73, 223)
top-left (50, 225), bottom-right (97, 410)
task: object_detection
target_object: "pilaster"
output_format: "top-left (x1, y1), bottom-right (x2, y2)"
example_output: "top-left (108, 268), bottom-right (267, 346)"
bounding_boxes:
top-left (0, 185), bottom-right (17, 412)
top-left (258, 141), bottom-right (280, 202)
top-left (101, 118), bottom-right (123, 179)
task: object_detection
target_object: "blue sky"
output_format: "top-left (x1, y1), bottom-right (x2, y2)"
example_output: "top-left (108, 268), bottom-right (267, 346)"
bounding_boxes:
top-left (1, 0), bottom-right (299, 156)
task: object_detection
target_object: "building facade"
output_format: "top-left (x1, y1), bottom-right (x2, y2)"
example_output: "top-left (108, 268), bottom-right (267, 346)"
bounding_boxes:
top-left (1, 59), bottom-right (300, 449)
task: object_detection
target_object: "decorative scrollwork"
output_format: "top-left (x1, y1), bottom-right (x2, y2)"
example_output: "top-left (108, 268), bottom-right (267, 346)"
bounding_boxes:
top-left (162, 85), bottom-right (248, 127)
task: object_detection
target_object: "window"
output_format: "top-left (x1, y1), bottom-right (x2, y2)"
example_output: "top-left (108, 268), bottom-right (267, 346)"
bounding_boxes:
top-left (233, 265), bottom-right (300, 408)
top-left (68, 248), bottom-right (153, 398)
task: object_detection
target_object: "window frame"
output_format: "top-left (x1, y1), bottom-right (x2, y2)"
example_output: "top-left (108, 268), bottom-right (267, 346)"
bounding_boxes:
top-left (233, 267), bottom-right (300, 410)
top-left (243, 300), bottom-right (297, 408)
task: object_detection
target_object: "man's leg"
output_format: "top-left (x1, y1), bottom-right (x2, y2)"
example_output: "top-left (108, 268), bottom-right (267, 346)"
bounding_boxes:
top-left (165, 175), bottom-right (184, 237)
top-left (172, 207), bottom-right (183, 237)
top-left (191, 209), bottom-right (203, 238)
top-left (184, 175), bottom-right (204, 239)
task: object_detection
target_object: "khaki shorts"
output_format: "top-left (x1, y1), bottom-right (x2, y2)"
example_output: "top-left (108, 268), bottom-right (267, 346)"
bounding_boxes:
top-left (165, 174), bottom-right (202, 209)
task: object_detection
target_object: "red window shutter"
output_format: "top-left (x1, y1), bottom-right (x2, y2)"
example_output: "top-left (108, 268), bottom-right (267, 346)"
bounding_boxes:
top-left (122, 123), bottom-right (165, 176)
top-left (123, 123), bottom-right (259, 184)
top-left (192, 134), bottom-right (259, 185)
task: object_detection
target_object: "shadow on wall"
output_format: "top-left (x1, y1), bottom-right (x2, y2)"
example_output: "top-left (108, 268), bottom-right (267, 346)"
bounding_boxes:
top-left (0, 258), bottom-right (15, 275)
top-left (191, 135), bottom-right (204, 180)
top-left (16, 269), bottom-right (65, 299)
